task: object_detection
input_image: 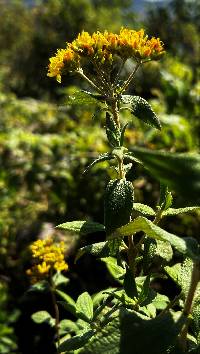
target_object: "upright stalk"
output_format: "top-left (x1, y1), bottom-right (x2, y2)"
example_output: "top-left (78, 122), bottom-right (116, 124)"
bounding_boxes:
top-left (50, 277), bottom-right (60, 352)
top-left (180, 261), bottom-right (200, 351)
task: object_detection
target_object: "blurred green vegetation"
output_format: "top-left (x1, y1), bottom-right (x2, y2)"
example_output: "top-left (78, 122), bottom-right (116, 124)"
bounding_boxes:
top-left (0, 0), bottom-right (199, 353)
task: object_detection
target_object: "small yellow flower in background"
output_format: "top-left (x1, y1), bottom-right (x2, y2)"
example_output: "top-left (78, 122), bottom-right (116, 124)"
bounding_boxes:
top-left (47, 27), bottom-right (165, 83)
top-left (26, 238), bottom-right (68, 283)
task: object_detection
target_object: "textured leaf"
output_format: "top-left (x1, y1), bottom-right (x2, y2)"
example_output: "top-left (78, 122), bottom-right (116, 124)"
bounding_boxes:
top-left (121, 95), bottom-right (161, 130)
top-left (52, 272), bottom-right (69, 287)
top-left (156, 240), bottom-right (173, 262)
top-left (164, 263), bottom-right (182, 288)
top-left (138, 275), bottom-right (151, 305)
top-left (58, 330), bottom-right (95, 353)
top-left (56, 220), bottom-right (105, 235)
top-left (115, 217), bottom-right (200, 261)
top-left (101, 257), bottom-right (126, 283)
top-left (104, 179), bottom-right (134, 235)
top-left (83, 153), bottom-right (113, 174)
top-left (78, 315), bottom-right (120, 354)
top-left (76, 292), bottom-right (94, 322)
top-left (120, 309), bottom-right (185, 354)
top-left (130, 147), bottom-right (200, 204)
top-left (59, 320), bottom-right (80, 335)
top-left (120, 123), bottom-right (129, 146)
top-left (124, 267), bottom-right (138, 299)
top-left (106, 112), bottom-right (120, 147)
top-left (165, 259), bottom-right (200, 300)
top-left (159, 184), bottom-right (173, 211)
top-left (133, 203), bottom-right (156, 216)
top-left (56, 290), bottom-right (76, 315)
top-left (163, 206), bottom-right (200, 216)
top-left (75, 241), bottom-right (120, 262)
top-left (31, 311), bottom-right (55, 326)
top-left (67, 90), bottom-right (104, 106)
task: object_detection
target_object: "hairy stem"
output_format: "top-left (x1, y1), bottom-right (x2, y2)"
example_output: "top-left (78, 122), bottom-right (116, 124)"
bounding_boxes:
top-left (50, 279), bottom-right (60, 352)
top-left (180, 261), bottom-right (200, 351)
top-left (76, 68), bottom-right (103, 94)
top-left (120, 62), bottom-right (141, 94)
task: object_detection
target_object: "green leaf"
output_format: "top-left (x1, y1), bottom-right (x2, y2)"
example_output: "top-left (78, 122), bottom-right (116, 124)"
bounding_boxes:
top-left (56, 290), bottom-right (76, 316)
top-left (28, 280), bottom-right (49, 293)
top-left (56, 220), bottom-right (105, 236)
top-left (133, 203), bottom-right (156, 216)
top-left (59, 319), bottom-right (79, 335)
top-left (163, 206), bottom-right (200, 216)
top-left (120, 309), bottom-right (186, 354)
top-left (58, 330), bottom-right (95, 353)
top-left (31, 311), bottom-right (55, 326)
top-left (78, 316), bottom-right (120, 354)
top-left (83, 153), bottom-right (113, 174)
top-left (75, 240), bottom-right (120, 263)
top-left (67, 90), bottom-right (104, 106)
top-left (104, 179), bottom-right (134, 235)
top-left (121, 95), bottom-right (161, 130)
top-left (76, 292), bottom-right (94, 322)
top-left (120, 123), bottom-right (129, 146)
top-left (156, 240), bottom-right (173, 262)
top-left (138, 275), bottom-right (151, 305)
top-left (115, 217), bottom-right (200, 261)
top-left (159, 184), bottom-right (173, 211)
top-left (164, 263), bottom-right (182, 288)
top-left (152, 293), bottom-right (170, 310)
top-left (101, 257), bottom-right (126, 283)
top-left (106, 112), bottom-right (121, 147)
top-left (52, 272), bottom-right (69, 288)
top-left (130, 147), bottom-right (200, 204)
top-left (165, 259), bottom-right (200, 300)
top-left (124, 267), bottom-right (138, 299)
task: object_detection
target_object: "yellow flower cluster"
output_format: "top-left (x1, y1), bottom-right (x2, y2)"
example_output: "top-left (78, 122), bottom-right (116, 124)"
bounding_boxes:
top-left (47, 27), bottom-right (165, 82)
top-left (47, 47), bottom-right (79, 83)
top-left (26, 238), bottom-right (68, 283)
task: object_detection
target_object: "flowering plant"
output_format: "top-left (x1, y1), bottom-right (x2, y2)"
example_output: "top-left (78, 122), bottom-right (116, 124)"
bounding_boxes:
top-left (28, 28), bottom-right (200, 354)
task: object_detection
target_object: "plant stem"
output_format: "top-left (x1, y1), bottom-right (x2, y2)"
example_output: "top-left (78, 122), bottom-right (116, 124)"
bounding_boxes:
top-left (76, 68), bottom-right (103, 94)
top-left (127, 235), bottom-right (137, 276)
top-left (119, 62), bottom-right (141, 94)
top-left (180, 261), bottom-right (200, 352)
top-left (50, 279), bottom-right (60, 352)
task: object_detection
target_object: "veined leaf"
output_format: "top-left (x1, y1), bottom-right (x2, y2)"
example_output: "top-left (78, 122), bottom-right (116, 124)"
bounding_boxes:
top-left (67, 90), bottom-right (105, 106)
top-left (56, 290), bottom-right (76, 315)
top-left (133, 203), bottom-right (156, 216)
top-left (75, 240), bottom-right (120, 263)
top-left (83, 153), bottom-right (113, 174)
top-left (163, 206), bottom-right (200, 216)
top-left (120, 309), bottom-right (185, 354)
top-left (114, 217), bottom-right (200, 261)
top-left (52, 272), bottom-right (69, 287)
top-left (78, 315), bottom-right (120, 354)
top-left (121, 95), bottom-right (161, 130)
top-left (159, 184), bottom-right (173, 211)
top-left (101, 257), bottom-right (126, 283)
top-left (106, 112), bottom-right (121, 147)
top-left (76, 292), bottom-right (94, 322)
top-left (56, 220), bottom-right (105, 235)
top-left (59, 319), bottom-right (79, 335)
top-left (31, 311), bottom-right (55, 327)
top-left (130, 147), bottom-right (200, 204)
top-left (124, 267), bottom-right (138, 299)
top-left (58, 330), bottom-right (95, 353)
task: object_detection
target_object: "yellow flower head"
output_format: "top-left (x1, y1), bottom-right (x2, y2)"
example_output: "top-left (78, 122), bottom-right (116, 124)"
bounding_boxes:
top-left (26, 238), bottom-right (68, 283)
top-left (47, 27), bottom-right (165, 83)
top-left (47, 47), bottom-right (79, 83)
